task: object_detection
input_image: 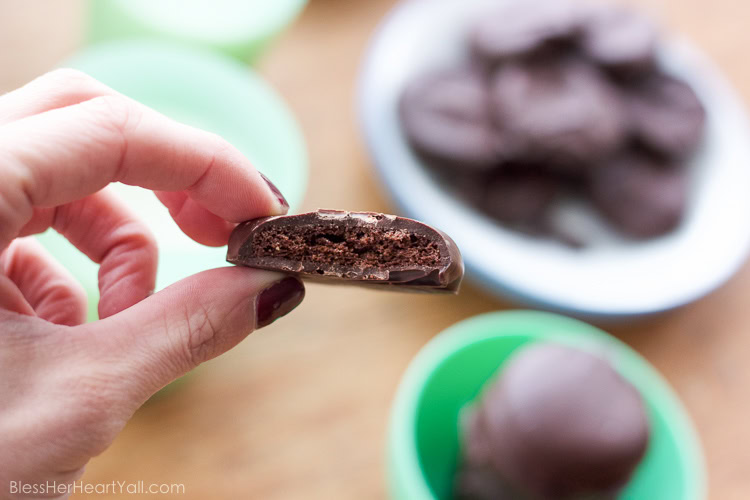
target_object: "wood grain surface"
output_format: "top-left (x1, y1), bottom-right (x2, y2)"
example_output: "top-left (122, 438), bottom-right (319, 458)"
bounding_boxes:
top-left (2, 0), bottom-right (750, 499)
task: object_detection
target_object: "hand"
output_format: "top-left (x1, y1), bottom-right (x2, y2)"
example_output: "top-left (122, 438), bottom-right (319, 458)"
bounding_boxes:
top-left (0, 69), bottom-right (305, 499)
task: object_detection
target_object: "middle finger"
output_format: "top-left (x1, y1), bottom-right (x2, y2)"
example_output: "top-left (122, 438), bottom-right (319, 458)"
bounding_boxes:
top-left (20, 188), bottom-right (158, 320)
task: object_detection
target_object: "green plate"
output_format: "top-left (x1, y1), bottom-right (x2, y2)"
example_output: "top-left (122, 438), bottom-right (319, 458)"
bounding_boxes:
top-left (37, 41), bottom-right (308, 321)
top-left (88, 0), bottom-right (308, 62)
top-left (388, 311), bottom-right (707, 500)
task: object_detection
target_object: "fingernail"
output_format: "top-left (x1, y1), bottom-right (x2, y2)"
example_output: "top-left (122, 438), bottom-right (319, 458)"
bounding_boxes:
top-left (255, 277), bottom-right (305, 329)
top-left (260, 172), bottom-right (289, 211)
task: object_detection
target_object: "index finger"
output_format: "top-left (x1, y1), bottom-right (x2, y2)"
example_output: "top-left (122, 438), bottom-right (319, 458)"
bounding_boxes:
top-left (0, 94), bottom-right (289, 249)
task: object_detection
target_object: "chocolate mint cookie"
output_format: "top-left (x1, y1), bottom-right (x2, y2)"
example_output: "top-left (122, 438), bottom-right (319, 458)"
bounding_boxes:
top-left (580, 5), bottom-right (658, 77)
top-left (398, 0), bottom-right (705, 243)
top-left (456, 342), bottom-right (650, 500)
top-left (470, 0), bottom-right (583, 64)
top-left (479, 169), bottom-right (560, 230)
top-left (399, 67), bottom-right (502, 171)
top-left (490, 58), bottom-right (628, 172)
top-left (588, 150), bottom-right (688, 238)
top-left (627, 72), bottom-right (707, 159)
top-left (227, 210), bottom-right (464, 293)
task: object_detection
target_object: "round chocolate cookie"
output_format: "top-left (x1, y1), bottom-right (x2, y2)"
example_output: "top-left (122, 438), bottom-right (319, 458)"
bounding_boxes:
top-left (490, 58), bottom-right (628, 172)
top-left (456, 409), bottom-right (526, 500)
top-left (588, 150), bottom-right (688, 238)
top-left (456, 342), bottom-right (650, 500)
top-left (479, 169), bottom-right (560, 229)
top-left (580, 5), bottom-right (658, 77)
top-left (399, 67), bottom-right (503, 171)
top-left (626, 72), bottom-right (706, 159)
top-left (470, 0), bottom-right (583, 64)
top-left (445, 167), bottom-right (563, 240)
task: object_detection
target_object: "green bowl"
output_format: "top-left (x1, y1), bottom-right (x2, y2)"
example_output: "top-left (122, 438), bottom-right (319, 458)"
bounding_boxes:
top-left (388, 311), bottom-right (706, 500)
top-left (88, 0), bottom-right (308, 62)
top-left (37, 41), bottom-right (308, 321)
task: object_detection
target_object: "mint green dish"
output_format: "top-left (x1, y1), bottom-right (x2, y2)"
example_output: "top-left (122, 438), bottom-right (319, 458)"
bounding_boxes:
top-left (388, 311), bottom-right (706, 500)
top-left (37, 41), bottom-right (308, 321)
top-left (88, 0), bottom-right (308, 62)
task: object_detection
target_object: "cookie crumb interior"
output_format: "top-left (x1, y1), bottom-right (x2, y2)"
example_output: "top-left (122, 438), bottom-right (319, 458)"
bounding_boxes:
top-left (252, 224), bottom-right (441, 269)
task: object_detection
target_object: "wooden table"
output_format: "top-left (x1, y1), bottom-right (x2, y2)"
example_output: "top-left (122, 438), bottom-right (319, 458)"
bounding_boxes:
top-left (2, 1), bottom-right (750, 498)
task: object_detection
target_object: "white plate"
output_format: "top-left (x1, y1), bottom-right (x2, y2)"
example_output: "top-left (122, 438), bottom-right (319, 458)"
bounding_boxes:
top-left (358, 0), bottom-right (750, 317)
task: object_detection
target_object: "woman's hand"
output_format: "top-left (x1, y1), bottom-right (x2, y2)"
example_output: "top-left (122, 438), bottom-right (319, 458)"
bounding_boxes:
top-left (0, 69), bottom-right (305, 499)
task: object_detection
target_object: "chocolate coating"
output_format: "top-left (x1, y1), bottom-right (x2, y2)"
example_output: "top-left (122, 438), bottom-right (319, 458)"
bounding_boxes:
top-left (580, 5), bottom-right (658, 77)
top-left (226, 210), bottom-right (464, 293)
top-left (399, 67), bottom-right (503, 171)
top-left (490, 58), bottom-right (628, 172)
top-left (626, 72), bottom-right (707, 159)
top-left (456, 343), bottom-right (650, 500)
top-left (588, 151), bottom-right (688, 238)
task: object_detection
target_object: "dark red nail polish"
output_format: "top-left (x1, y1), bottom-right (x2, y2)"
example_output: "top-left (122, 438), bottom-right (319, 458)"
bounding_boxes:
top-left (260, 172), bottom-right (289, 210)
top-left (256, 277), bottom-right (305, 328)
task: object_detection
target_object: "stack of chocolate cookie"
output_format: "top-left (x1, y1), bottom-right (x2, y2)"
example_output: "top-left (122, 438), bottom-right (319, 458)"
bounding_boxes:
top-left (399, 0), bottom-right (706, 242)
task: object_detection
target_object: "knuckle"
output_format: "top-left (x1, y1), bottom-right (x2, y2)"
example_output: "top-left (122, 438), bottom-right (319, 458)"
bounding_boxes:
top-left (46, 278), bottom-right (84, 303)
top-left (183, 303), bottom-right (221, 367)
top-left (119, 219), bottom-right (158, 256)
top-left (44, 286), bottom-right (87, 325)
top-left (203, 132), bottom-right (235, 160)
top-left (83, 95), bottom-right (140, 134)
top-left (39, 68), bottom-right (97, 90)
top-left (0, 166), bottom-right (34, 246)
top-left (0, 309), bottom-right (62, 350)
top-left (68, 278), bottom-right (88, 304)
top-left (205, 131), bottom-right (228, 147)
top-left (80, 95), bottom-right (143, 179)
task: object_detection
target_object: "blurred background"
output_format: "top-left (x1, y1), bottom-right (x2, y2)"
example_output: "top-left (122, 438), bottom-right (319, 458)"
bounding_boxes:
top-left (2, 0), bottom-right (750, 498)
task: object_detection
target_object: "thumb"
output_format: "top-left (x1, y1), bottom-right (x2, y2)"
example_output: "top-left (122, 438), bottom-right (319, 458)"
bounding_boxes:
top-left (87, 266), bottom-right (304, 401)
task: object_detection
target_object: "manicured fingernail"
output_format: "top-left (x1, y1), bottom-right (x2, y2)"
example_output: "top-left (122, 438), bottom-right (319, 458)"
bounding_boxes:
top-left (255, 277), bottom-right (305, 328)
top-left (260, 172), bottom-right (289, 211)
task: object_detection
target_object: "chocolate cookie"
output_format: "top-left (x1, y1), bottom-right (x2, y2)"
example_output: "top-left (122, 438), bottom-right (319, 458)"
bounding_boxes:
top-left (627, 72), bottom-right (707, 159)
top-left (470, 0), bottom-right (583, 64)
top-left (456, 409), bottom-right (526, 500)
top-left (227, 210), bottom-right (464, 293)
top-left (580, 4), bottom-right (658, 77)
top-left (399, 67), bottom-right (502, 171)
top-left (397, 1), bottom-right (704, 244)
top-left (456, 342), bottom-right (650, 500)
top-left (490, 58), bottom-right (628, 172)
top-left (588, 150), bottom-right (688, 238)
top-left (479, 169), bottom-right (560, 229)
